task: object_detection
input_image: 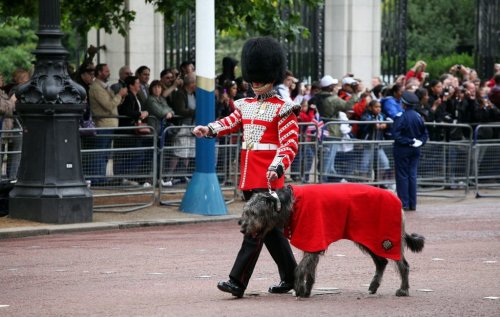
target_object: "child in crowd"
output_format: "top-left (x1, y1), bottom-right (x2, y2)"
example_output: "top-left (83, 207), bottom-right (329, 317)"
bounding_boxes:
top-left (297, 99), bottom-right (323, 183)
top-left (359, 100), bottom-right (392, 184)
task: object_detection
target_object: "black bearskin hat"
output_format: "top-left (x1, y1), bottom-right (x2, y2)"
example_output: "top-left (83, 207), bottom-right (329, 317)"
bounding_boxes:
top-left (241, 37), bottom-right (286, 84)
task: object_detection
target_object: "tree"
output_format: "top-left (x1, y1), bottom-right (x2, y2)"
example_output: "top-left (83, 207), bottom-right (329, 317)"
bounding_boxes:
top-left (0, 16), bottom-right (37, 79)
top-left (407, 0), bottom-right (475, 60)
top-left (0, 0), bottom-right (322, 41)
top-left (149, 0), bottom-right (323, 42)
top-left (0, 1), bottom-right (135, 37)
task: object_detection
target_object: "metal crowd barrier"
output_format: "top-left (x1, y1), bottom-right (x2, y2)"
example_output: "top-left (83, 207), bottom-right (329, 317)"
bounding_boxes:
top-left (0, 126), bottom-right (23, 181)
top-left (289, 122), bottom-right (321, 183)
top-left (293, 121), bottom-right (474, 199)
top-left (473, 124), bottom-right (500, 198)
top-left (2, 116), bottom-right (499, 214)
top-left (157, 125), bottom-right (240, 206)
top-left (80, 126), bottom-right (157, 213)
top-left (320, 120), bottom-right (396, 187)
top-left (418, 122), bottom-right (472, 198)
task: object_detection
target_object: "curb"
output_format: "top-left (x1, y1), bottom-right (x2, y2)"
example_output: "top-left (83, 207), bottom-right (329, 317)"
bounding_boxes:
top-left (0, 215), bottom-right (240, 240)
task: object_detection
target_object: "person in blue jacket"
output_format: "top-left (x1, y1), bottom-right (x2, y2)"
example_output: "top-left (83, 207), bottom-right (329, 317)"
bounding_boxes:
top-left (392, 91), bottom-right (429, 211)
top-left (381, 83), bottom-right (403, 120)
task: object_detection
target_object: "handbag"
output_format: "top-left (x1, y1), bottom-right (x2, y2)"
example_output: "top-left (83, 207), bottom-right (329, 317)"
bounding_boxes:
top-left (135, 120), bottom-right (151, 135)
top-left (162, 119), bottom-right (180, 137)
top-left (79, 115), bottom-right (97, 137)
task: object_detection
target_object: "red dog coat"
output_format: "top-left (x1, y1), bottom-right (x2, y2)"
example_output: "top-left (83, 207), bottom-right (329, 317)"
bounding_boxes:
top-left (286, 184), bottom-right (403, 260)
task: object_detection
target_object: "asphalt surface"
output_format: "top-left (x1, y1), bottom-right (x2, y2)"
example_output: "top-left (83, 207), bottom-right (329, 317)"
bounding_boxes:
top-left (0, 192), bottom-right (499, 316)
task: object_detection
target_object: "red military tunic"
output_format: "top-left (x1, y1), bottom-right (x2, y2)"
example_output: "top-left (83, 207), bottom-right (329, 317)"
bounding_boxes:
top-left (286, 184), bottom-right (403, 260)
top-left (208, 91), bottom-right (299, 190)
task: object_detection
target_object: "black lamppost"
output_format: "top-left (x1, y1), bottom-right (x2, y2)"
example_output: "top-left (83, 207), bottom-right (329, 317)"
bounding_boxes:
top-left (9, 0), bottom-right (93, 223)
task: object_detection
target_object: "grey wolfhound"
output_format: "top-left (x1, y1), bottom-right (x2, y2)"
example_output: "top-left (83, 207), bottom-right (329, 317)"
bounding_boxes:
top-left (239, 183), bottom-right (425, 298)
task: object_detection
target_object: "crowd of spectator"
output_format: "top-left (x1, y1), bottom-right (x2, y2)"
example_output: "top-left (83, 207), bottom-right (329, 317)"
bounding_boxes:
top-left (1, 49), bottom-right (499, 187)
top-left (286, 60), bottom-right (500, 183)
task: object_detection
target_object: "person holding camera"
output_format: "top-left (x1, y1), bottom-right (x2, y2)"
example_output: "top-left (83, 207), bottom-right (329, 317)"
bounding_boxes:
top-left (160, 67), bottom-right (183, 106)
top-left (488, 73), bottom-right (500, 107)
top-left (311, 75), bottom-right (347, 182)
top-left (405, 60), bottom-right (428, 84)
top-left (426, 79), bottom-right (454, 141)
top-left (472, 86), bottom-right (500, 174)
top-left (449, 64), bottom-right (473, 82)
top-left (338, 76), bottom-right (360, 111)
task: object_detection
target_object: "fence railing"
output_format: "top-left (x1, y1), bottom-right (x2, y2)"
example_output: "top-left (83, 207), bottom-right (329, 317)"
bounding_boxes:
top-left (2, 119), bottom-right (500, 213)
top-left (473, 124), bottom-right (500, 198)
top-left (157, 125), bottom-right (240, 206)
top-left (80, 126), bottom-right (157, 212)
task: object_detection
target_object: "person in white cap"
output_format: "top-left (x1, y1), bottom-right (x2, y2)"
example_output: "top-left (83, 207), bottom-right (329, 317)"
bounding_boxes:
top-left (308, 75), bottom-right (343, 118)
top-left (307, 75), bottom-right (348, 182)
top-left (338, 76), bottom-right (360, 110)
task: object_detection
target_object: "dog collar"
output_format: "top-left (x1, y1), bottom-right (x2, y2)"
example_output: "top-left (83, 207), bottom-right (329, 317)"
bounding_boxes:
top-left (267, 178), bottom-right (281, 212)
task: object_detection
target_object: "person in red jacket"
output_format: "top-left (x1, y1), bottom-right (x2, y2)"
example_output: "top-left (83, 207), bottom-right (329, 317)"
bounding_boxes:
top-left (193, 36), bottom-right (299, 298)
top-left (404, 60), bottom-right (427, 84)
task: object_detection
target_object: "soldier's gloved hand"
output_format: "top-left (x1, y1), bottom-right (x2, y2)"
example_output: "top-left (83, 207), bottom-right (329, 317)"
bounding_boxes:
top-left (266, 170), bottom-right (279, 181)
top-left (267, 165), bottom-right (284, 181)
top-left (192, 125), bottom-right (209, 138)
top-left (411, 138), bottom-right (423, 148)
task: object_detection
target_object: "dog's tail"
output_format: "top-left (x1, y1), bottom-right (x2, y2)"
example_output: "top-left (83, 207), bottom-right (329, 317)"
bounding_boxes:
top-left (404, 233), bottom-right (425, 253)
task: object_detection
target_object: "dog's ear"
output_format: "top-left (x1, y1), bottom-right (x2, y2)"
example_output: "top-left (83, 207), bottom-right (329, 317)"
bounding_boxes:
top-left (276, 186), bottom-right (291, 206)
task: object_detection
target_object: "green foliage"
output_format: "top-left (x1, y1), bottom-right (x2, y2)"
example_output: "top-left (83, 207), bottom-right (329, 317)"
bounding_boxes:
top-left (61, 1), bottom-right (135, 37)
top-left (407, 0), bottom-right (475, 60)
top-left (0, 0), bottom-right (322, 71)
top-left (0, 16), bottom-right (37, 79)
top-left (148, 0), bottom-right (321, 42)
top-left (0, 0), bottom-right (135, 37)
top-left (0, 0), bottom-right (321, 41)
top-left (409, 53), bottom-right (474, 80)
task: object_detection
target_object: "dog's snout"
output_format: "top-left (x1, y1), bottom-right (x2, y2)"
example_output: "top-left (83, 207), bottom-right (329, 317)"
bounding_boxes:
top-left (237, 219), bottom-right (242, 225)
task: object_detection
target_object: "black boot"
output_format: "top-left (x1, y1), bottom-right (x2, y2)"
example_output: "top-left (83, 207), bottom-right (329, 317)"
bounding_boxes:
top-left (217, 280), bottom-right (244, 298)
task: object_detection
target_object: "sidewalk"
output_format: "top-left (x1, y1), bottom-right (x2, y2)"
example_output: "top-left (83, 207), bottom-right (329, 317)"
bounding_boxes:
top-left (0, 201), bottom-right (245, 240)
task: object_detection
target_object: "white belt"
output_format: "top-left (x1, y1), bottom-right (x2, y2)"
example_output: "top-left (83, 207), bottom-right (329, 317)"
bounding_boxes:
top-left (242, 141), bottom-right (278, 151)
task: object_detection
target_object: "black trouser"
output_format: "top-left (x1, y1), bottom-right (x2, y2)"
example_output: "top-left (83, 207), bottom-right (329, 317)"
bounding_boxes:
top-left (229, 189), bottom-right (297, 289)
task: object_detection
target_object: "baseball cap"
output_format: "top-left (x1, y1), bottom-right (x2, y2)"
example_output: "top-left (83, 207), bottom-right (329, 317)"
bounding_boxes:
top-left (341, 77), bottom-right (357, 86)
top-left (320, 75), bottom-right (338, 88)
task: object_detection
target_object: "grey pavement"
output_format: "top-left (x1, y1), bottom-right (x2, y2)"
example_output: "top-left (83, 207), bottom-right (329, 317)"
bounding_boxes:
top-left (1, 189), bottom-right (499, 316)
top-left (0, 188), bottom-right (498, 240)
top-left (0, 201), bottom-right (244, 240)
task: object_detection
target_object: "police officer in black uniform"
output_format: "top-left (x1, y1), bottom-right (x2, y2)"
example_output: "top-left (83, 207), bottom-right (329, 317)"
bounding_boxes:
top-left (392, 91), bottom-right (429, 211)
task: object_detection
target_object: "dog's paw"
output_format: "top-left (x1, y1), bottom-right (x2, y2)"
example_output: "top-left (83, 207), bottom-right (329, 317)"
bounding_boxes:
top-left (368, 281), bottom-right (380, 294)
top-left (294, 283), bottom-right (309, 298)
top-left (295, 290), bottom-right (311, 298)
top-left (395, 289), bottom-right (409, 297)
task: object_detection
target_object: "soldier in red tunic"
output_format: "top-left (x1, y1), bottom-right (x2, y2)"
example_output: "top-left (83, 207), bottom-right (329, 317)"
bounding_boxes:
top-left (193, 36), bottom-right (299, 298)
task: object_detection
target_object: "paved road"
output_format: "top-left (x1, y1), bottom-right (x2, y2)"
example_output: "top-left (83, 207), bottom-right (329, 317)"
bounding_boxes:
top-left (1, 197), bottom-right (499, 316)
